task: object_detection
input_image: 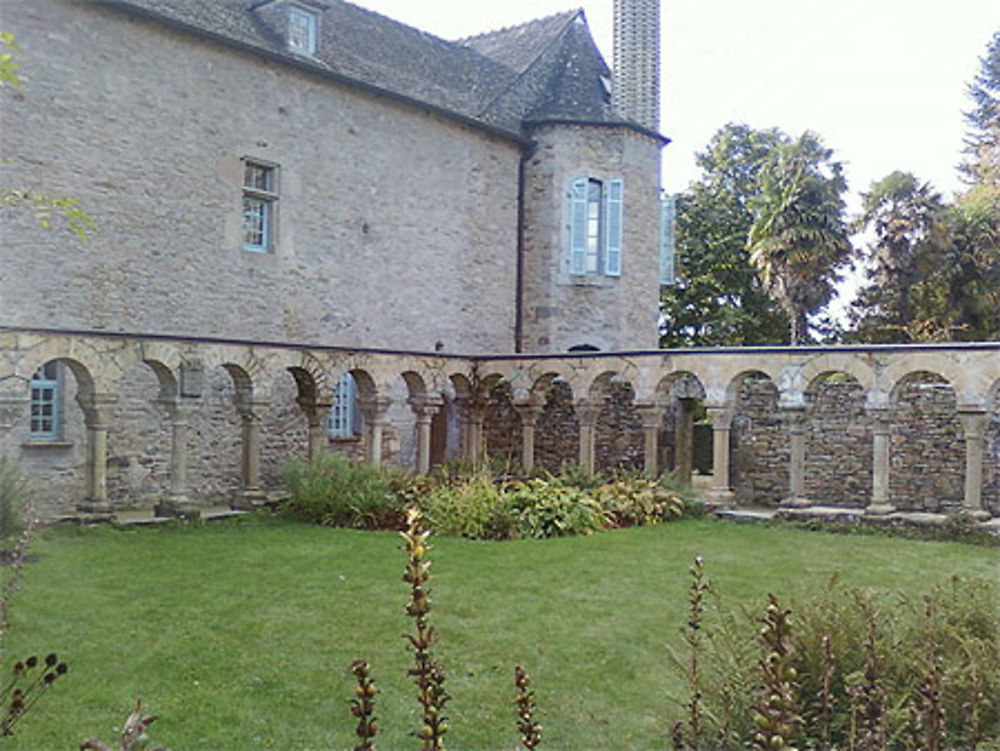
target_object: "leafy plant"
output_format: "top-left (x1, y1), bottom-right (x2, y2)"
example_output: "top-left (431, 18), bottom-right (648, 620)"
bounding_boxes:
top-left (418, 471), bottom-right (517, 540)
top-left (280, 453), bottom-right (406, 529)
top-left (593, 473), bottom-right (684, 528)
top-left (508, 478), bottom-right (607, 539)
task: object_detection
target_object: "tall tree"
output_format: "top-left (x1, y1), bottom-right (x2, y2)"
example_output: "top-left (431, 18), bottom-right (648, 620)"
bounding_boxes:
top-left (660, 124), bottom-right (789, 347)
top-left (961, 30), bottom-right (1000, 190)
top-left (747, 132), bottom-right (851, 344)
top-left (848, 172), bottom-right (946, 342)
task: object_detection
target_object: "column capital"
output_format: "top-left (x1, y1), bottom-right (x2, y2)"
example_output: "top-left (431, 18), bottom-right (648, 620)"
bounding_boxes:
top-left (634, 403), bottom-right (665, 431)
top-left (705, 405), bottom-right (734, 430)
top-left (779, 406), bottom-right (809, 433)
top-left (957, 408), bottom-right (988, 439)
top-left (407, 394), bottom-right (444, 418)
top-left (573, 398), bottom-right (602, 426)
top-left (357, 394), bottom-right (392, 424)
top-left (512, 397), bottom-right (545, 426)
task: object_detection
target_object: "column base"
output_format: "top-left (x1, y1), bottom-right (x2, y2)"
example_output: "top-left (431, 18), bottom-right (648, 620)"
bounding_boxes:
top-left (781, 495), bottom-right (813, 509)
top-left (864, 503), bottom-right (896, 516)
top-left (231, 491), bottom-right (267, 510)
top-left (707, 488), bottom-right (736, 507)
top-left (962, 508), bottom-right (991, 521)
top-left (154, 497), bottom-right (201, 519)
top-left (77, 499), bottom-right (113, 514)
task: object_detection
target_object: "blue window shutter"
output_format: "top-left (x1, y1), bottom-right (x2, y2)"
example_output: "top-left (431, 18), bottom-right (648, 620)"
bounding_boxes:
top-left (659, 194), bottom-right (676, 285)
top-left (604, 179), bottom-right (623, 276)
top-left (569, 178), bottom-right (588, 275)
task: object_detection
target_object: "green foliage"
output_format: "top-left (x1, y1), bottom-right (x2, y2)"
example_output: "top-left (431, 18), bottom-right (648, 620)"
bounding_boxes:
top-left (592, 473), bottom-right (684, 528)
top-left (660, 124), bottom-right (790, 347)
top-left (747, 131), bottom-right (851, 344)
top-left (0, 456), bottom-right (27, 548)
top-left (961, 30), bottom-right (1000, 190)
top-left (681, 573), bottom-right (1000, 748)
top-left (418, 471), bottom-right (516, 540)
top-left (280, 453), bottom-right (405, 529)
top-left (0, 30), bottom-right (20, 89)
top-left (507, 477), bottom-right (608, 539)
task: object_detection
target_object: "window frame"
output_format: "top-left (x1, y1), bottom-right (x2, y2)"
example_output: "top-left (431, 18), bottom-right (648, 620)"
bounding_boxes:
top-left (287, 5), bottom-right (318, 56)
top-left (28, 362), bottom-right (62, 441)
top-left (569, 176), bottom-right (624, 278)
top-left (327, 373), bottom-right (361, 439)
top-left (242, 158), bottom-right (279, 253)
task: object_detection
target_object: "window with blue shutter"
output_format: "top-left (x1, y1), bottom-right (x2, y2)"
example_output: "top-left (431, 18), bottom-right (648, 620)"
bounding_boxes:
top-left (327, 373), bottom-right (359, 438)
top-left (604, 179), bottom-right (623, 276)
top-left (568, 176), bottom-right (624, 277)
top-left (29, 362), bottom-right (61, 440)
top-left (569, 178), bottom-right (588, 275)
top-left (659, 194), bottom-right (676, 285)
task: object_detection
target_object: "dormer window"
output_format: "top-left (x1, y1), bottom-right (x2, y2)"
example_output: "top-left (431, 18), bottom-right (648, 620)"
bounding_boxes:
top-left (287, 6), bottom-right (317, 55)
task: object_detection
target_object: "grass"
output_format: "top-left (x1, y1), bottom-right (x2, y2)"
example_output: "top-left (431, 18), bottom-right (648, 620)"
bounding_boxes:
top-left (1, 516), bottom-right (996, 750)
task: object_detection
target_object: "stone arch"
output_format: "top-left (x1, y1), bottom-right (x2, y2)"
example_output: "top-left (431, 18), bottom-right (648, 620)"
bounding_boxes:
top-left (796, 353), bottom-right (874, 398)
top-left (888, 371), bottom-right (963, 512)
top-left (654, 371), bottom-right (708, 482)
top-left (728, 370), bottom-right (784, 505)
top-left (802, 370), bottom-right (871, 506)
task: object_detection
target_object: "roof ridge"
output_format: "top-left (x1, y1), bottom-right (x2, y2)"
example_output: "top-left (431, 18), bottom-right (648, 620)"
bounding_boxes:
top-left (456, 8), bottom-right (581, 45)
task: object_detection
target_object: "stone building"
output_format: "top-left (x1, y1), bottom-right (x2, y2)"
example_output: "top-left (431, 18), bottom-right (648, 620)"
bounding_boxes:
top-left (2, 1), bottom-right (998, 522)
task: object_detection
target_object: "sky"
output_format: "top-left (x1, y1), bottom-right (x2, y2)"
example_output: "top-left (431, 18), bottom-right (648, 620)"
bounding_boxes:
top-left (349, 0), bottom-right (999, 209)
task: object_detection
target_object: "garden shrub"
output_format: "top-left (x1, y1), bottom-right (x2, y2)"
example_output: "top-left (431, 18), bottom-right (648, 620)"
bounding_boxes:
top-left (675, 572), bottom-right (1000, 749)
top-left (593, 473), bottom-right (684, 527)
top-left (508, 477), bottom-right (608, 538)
top-left (418, 470), bottom-right (517, 540)
top-left (280, 453), bottom-right (405, 529)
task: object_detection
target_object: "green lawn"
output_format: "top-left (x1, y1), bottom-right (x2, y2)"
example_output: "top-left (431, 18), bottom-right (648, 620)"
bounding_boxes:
top-left (1, 517), bottom-right (996, 750)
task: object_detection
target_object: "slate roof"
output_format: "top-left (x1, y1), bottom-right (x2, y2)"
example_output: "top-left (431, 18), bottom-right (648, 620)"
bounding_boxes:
top-left (101, 0), bottom-right (653, 141)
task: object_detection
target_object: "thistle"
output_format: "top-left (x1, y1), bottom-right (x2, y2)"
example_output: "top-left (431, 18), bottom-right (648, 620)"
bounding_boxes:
top-left (349, 659), bottom-right (379, 751)
top-left (400, 508), bottom-right (449, 750)
top-left (514, 665), bottom-right (542, 749)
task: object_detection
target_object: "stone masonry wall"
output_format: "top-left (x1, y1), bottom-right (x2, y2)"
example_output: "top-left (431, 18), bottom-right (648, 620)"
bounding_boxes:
top-left (520, 124), bottom-right (662, 352)
top-left (1, 1), bottom-right (520, 355)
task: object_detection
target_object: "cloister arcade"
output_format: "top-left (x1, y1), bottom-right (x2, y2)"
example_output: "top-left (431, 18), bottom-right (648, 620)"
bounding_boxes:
top-left (2, 328), bottom-right (998, 520)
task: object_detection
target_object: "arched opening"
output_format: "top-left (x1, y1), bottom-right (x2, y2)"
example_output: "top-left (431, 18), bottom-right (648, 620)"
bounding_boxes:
top-left (803, 371), bottom-right (870, 507)
top-left (729, 371), bottom-right (783, 505)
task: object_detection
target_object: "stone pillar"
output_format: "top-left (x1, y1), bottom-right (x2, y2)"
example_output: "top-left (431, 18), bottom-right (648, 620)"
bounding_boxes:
top-left (780, 407), bottom-right (810, 507)
top-left (76, 392), bottom-right (118, 514)
top-left (958, 408), bottom-right (989, 518)
top-left (866, 409), bottom-right (894, 515)
top-left (233, 394), bottom-right (269, 510)
top-left (155, 398), bottom-right (200, 517)
top-left (299, 399), bottom-right (332, 461)
top-left (636, 404), bottom-right (664, 479)
top-left (512, 398), bottom-right (544, 472)
top-left (674, 398), bottom-right (695, 485)
top-left (455, 395), bottom-right (486, 464)
top-left (409, 396), bottom-right (443, 475)
top-left (574, 399), bottom-right (601, 475)
top-left (706, 406), bottom-right (734, 505)
top-left (358, 395), bottom-right (392, 466)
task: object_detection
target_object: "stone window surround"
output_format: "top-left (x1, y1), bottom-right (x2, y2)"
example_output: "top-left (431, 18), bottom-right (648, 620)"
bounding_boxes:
top-left (568, 176), bottom-right (623, 279)
top-left (242, 158), bottom-right (279, 253)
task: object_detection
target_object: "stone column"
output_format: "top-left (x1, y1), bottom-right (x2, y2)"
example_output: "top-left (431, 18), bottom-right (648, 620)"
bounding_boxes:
top-left (233, 394), bottom-right (269, 509)
top-left (958, 408), bottom-right (989, 518)
top-left (636, 404), bottom-right (664, 479)
top-left (780, 407), bottom-right (810, 507)
top-left (409, 396), bottom-right (443, 475)
top-left (706, 406), bottom-right (734, 505)
top-left (512, 398), bottom-right (544, 472)
top-left (674, 398), bottom-right (695, 485)
top-left (155, 398), bottom-right (200, 517)
top-left (299, 399), bottom-right (332, 461)
top-left (358, 395), bottom-right (392, 466)
top-left (574, 399), bottom-right (601, 475)
top-left (866, 409), bottom-right (894, 515)
top-left (76, 392), bottom-right (118, 514)
top-left (455, 395), bottom-right (486, 464)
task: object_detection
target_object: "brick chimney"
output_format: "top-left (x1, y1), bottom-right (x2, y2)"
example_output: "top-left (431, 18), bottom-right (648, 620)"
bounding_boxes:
top-left (612, 0), bottom-right (660, 132)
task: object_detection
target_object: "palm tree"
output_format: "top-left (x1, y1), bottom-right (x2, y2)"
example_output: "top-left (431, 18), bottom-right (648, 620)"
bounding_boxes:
top-left (747, 133), bottom-right (851, 344)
